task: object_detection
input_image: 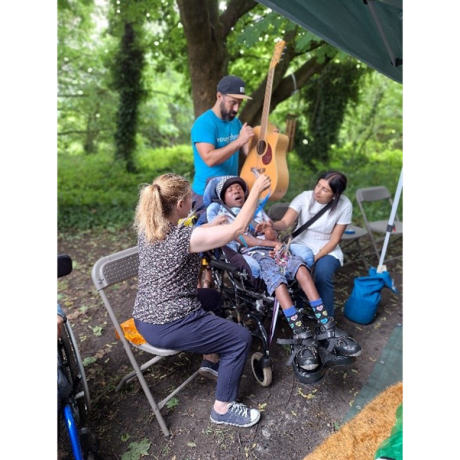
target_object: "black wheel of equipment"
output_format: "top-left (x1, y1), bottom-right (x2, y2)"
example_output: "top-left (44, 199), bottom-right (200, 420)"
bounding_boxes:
top-left (59, 322), bottom-right (90, 425)
top-left (251, 352), bottom-right (272, 387)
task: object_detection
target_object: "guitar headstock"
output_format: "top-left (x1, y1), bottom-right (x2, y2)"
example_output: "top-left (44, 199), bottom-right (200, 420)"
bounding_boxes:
top-left (270, 40), bottom-right (286, 69)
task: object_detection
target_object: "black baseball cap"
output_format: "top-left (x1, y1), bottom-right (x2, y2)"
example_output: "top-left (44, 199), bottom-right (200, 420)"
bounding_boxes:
top-left (217, 75), bottom-right (252, 100)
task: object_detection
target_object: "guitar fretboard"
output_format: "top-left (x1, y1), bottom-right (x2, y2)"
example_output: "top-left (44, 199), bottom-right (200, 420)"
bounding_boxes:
top-left (259, 67), bottom-right (275, 142)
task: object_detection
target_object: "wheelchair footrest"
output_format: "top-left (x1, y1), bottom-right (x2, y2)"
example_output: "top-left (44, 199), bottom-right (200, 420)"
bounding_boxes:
top-left (292, 345), bottom-right (356, 384)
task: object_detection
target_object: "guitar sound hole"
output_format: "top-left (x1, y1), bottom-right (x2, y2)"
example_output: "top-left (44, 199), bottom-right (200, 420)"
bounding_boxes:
top-left (256, 141), bottom-right (266, 156)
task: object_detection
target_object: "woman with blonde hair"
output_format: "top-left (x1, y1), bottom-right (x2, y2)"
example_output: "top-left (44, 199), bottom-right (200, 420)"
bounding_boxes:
top-left (133, 172), bottom-right (270, 428)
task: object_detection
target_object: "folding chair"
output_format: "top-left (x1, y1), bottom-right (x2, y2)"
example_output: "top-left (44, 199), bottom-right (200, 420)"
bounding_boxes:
top-left (267, 202), bottom-right (290, 221)
top-left (91, 246), bottom-right (200, 438)
top-left (355, 186), bottom-right (403, 262)
top-left (340, 224), bottom-right (369, 269)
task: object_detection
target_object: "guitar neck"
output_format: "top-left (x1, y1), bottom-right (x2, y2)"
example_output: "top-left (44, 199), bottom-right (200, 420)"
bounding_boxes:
top-left (259, 67), bottom-right (275, 141)
top-left (240, 40), bottom-right (288, 202)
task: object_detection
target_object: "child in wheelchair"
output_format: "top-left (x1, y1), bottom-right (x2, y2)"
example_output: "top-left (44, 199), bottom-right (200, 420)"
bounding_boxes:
top-left (206, 176), bottom-right (315, 275)
top-left (206, 176), bottom-right (362, 375)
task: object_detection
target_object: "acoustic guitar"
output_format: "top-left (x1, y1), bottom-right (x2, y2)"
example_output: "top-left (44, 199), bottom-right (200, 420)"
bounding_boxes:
top-left (240, 40), bottom-right (290, 201)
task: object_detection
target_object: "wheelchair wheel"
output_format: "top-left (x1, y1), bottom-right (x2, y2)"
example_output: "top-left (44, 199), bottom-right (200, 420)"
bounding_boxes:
top-left (251, 352), bottom-right (272, 387)
top-left (59, 321), bottom-right (91, 423)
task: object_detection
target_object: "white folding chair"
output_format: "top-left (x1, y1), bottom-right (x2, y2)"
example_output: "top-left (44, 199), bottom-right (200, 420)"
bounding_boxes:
top-left (355, 186), bottom-right (403, 262)
top-left (91, 246), bottom-right (200, 438)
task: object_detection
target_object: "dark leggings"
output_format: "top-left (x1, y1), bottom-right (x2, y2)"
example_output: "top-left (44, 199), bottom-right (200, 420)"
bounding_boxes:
top-left (135, 288), bottom-right (251, 403)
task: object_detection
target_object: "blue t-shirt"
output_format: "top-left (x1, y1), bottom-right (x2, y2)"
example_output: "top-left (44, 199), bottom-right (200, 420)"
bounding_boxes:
top-left (191, 110), bottom-right (243, 195)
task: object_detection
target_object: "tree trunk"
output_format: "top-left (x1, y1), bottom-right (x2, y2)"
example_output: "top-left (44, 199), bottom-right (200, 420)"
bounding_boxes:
top-left (176, 0), bottom-right (257, 118)
top-left (176, 3), bottom-right (331, 127)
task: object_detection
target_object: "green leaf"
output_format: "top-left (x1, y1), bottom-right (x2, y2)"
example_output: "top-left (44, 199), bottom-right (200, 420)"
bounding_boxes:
top-left (121, 439), bottom-right (151, 460)
top-left (83, 356), bottom-right (97, 366)
top-left (90, 325), bottom-right (103, 336)
top-left (166, 397), bottom-right (179, 409)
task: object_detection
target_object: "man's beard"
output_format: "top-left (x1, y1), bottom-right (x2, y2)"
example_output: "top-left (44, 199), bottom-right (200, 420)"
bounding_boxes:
top-left (220, 101), bottom-right (237, 121)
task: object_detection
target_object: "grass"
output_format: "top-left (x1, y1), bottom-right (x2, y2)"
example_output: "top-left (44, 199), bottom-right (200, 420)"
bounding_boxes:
top-left (58, 145), bottom-right (402, 231)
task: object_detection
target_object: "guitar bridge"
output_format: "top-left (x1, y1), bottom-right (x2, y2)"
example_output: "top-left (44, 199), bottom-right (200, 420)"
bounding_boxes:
top-left (251, 167), bottom-right (266, 178)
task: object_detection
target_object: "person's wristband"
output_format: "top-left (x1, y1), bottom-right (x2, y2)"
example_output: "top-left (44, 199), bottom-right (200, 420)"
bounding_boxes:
top-left (238, 235), bottom-right (248, 247)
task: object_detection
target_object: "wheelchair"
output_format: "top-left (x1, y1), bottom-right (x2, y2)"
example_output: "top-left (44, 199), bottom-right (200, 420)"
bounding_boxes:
top-left (207, 247), bottom-right (357, 387)
top-left (58, 254), bottom-right (100, 460)
top-left (197, 176), bottom-right (359, 387)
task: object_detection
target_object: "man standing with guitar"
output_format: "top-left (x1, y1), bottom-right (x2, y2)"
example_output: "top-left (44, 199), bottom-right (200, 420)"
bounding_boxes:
top-left (191, 75), bottom-right (254, 213)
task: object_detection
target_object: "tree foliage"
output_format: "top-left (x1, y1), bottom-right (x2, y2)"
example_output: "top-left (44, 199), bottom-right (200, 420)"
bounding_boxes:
top-left (58, 0), bottom-right (119, 155)
top-left (295, 60), bottom-right (370, 166)
top-left (111, 21), bottom-right (147, 171)
top-left (57, 0), bottom-right (402, 174)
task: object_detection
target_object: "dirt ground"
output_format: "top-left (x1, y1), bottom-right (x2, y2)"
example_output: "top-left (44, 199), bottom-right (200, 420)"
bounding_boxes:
top-left (57, 227), bottom-right (402, 460)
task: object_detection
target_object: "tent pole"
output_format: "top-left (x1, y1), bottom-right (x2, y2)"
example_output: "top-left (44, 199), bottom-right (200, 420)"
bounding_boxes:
top-left (365, 0), bottom-right (402, 67)
top-left (378, 168), bottom-right (403, 269)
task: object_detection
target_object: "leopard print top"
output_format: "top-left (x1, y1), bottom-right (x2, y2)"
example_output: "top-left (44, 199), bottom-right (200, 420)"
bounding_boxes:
top-left (133, 224), bottom-right (201, 324)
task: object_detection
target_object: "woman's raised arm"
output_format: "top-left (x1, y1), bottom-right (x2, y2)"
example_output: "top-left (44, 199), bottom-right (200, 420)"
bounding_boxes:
top-left (190, 175), bottom-right (271, 253)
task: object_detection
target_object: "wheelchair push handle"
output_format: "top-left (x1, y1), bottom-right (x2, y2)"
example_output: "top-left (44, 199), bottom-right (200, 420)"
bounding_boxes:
top-left (58, 254), bottom-right (73, 278)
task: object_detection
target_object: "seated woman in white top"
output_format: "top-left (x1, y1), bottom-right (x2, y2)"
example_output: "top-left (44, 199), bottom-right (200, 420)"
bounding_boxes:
top-left (256, 170), bottom-right (352, 319)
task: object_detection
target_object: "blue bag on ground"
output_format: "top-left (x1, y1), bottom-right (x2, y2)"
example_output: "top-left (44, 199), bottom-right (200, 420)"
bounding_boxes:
top-left (368, 267), bottom-right (399, 294)
top-left (344, 276), bottom-right (385, 324)
top-left (344, 267), bottom-right (399, 324)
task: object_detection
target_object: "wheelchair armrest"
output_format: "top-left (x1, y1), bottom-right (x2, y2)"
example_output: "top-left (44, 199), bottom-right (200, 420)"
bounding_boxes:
top-left (210, 259), bottom-right (243, 275)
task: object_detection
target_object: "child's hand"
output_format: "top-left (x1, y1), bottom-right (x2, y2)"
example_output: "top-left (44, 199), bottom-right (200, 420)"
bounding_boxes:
top-left (264, 228), bottom-right (278, 241)
top-left (269, 242), bottom-right (285, 258)
top-left (255, 220), bottom-right (272, 233)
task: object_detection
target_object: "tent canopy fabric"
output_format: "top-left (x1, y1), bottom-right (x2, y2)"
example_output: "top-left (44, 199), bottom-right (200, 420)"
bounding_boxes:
top-left (256, 0), bottom-right (403, 84)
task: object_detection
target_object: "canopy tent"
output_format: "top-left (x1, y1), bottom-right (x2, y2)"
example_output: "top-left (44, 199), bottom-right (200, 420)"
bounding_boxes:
top-left (256, 0), bottom-right (402, 84)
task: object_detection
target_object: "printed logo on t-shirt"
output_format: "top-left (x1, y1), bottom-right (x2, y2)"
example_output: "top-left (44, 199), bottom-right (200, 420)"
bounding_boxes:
top-left (216, 134), bottom-right (239, 143)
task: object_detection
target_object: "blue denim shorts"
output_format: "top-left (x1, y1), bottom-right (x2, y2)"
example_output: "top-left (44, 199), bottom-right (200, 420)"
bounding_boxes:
top-left (289, 243), bottom-right (315, 269)
top-left (249, 249), bottom-right (306, 295)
